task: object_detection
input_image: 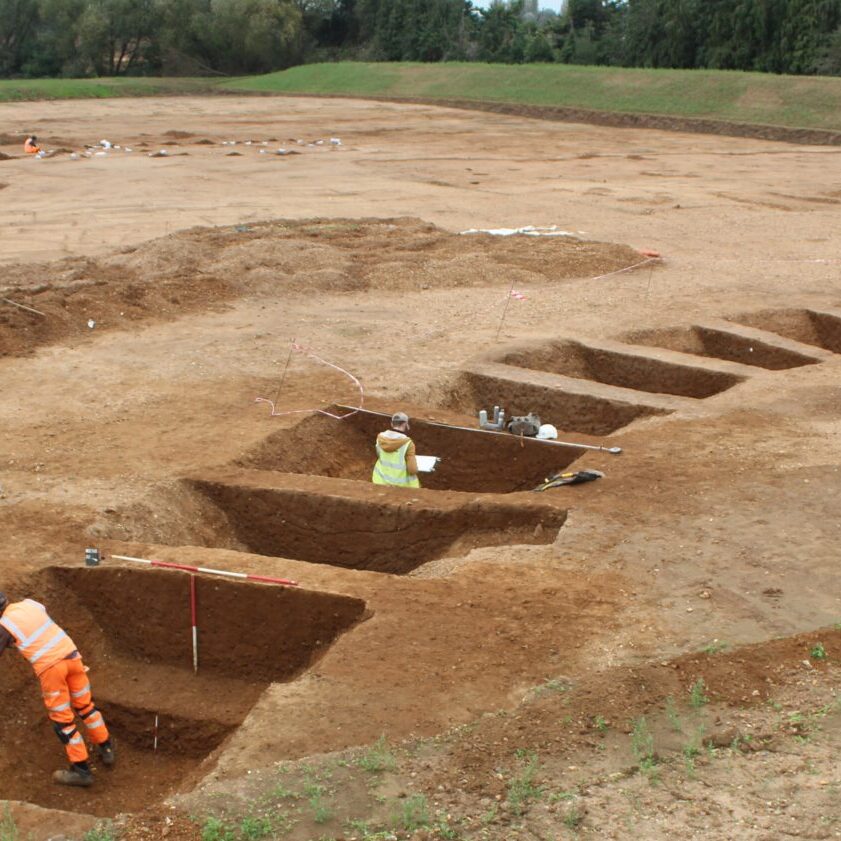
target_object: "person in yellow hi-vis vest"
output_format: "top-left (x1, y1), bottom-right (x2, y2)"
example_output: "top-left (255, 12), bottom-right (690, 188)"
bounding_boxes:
top-left (0, 592), bottom-right (115, 787)
top-left (372, 411), bottom-right (420, 488)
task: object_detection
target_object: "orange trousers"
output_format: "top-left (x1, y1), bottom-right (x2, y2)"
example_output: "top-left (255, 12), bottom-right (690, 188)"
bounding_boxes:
top-left (38, 657), bottom-right (109, 764)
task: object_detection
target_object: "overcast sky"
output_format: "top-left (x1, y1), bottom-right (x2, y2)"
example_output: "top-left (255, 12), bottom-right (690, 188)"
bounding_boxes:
top-left (472, 0), bottom-right (565, 11)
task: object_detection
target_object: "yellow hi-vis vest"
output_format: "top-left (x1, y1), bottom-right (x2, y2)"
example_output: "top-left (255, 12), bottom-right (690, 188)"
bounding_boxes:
top-left (372, 440), bottom-right (420, 488)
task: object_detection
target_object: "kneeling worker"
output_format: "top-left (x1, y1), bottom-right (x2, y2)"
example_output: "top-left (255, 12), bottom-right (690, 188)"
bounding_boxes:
top-left (372, 411), bottom-right (420, 488)
top-left (24, 135), bottom-right (41, 154)
top-left (0, 592), bottom-right (115, 787)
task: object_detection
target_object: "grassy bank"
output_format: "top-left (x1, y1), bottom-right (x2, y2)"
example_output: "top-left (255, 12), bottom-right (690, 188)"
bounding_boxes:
top-left (224, 62), bottom-right (841, 132)
top-left (0, 76), bottom-right (221, 101)
top-left (4, 63), bottom-right (841, 133)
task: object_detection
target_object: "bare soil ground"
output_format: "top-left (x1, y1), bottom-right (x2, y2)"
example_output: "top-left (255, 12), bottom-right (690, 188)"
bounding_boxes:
top-left (1, 96), bottom-right (840, 840)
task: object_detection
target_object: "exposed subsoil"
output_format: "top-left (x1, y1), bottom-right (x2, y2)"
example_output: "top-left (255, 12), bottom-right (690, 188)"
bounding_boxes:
top-left (0, 566), bottom-right (365, 816)
top-left (0, 217), bottom-right (640, 358)
top-left (185, 472), bottom-right (566, 573)
top-left (269, 92), bottom-right (841, 147)
top-left (2, 96), bottom-right (841, 840)
top-left (625, 323), bottom-right (821, 370)
top-left (238, 409), bottom-right (582, 492)
top-left (499, 338), bottom-right (743, 398)
top-left (441, 368), bottom-right (669, 435)
top-left (732, 308), bottom-right (841, 353)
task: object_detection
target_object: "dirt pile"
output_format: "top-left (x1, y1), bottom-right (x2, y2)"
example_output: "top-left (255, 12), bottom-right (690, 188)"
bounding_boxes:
top-left (0, 217), bottom-right (643, 357)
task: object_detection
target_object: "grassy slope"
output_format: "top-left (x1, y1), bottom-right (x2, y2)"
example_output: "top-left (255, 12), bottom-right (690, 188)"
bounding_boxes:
top-left (3, 63), bottom-right (841, 132)
top-left (224, 62), bottom-right (841, 131)
top-left (0, 76), bottom-right (220, 101)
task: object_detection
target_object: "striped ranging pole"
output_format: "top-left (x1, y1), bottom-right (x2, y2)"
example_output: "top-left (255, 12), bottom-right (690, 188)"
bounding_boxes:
top-left (109, 554), bottom-right (299, 587)
top-left (107, 553), bottom-right (298, 677)
top-left (190, 574), bottom-right (198, 675)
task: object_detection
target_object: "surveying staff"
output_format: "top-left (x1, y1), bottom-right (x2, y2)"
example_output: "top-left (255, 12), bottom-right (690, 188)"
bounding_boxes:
top-left (372, 411), bottom-right (420, 488)
top-left (0, 593), bottom-right (115, 787)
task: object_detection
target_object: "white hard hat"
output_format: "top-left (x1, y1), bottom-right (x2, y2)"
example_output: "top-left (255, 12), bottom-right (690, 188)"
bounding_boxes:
top-left (536, 424), bottom-right (558, 440)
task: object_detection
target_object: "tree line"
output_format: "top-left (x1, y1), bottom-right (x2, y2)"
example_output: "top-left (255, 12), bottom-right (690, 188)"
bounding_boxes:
top-left (2, 0), bottom-right (841, 79)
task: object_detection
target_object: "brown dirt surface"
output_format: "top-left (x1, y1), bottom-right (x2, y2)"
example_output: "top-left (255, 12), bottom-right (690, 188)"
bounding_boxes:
top-left (2, 95), bottom-right (841, 840)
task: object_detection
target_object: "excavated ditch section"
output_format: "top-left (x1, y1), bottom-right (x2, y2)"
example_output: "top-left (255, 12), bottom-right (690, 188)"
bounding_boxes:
top-left (239, 411), bottom-right (582, 493)
top-left (443, 370), bottom-right (666, 435)
top-left (188, 478), bottom-right (566, 574)
top-left (731, 309), bottom-right (841, 354)
top-left (0, 565), bottom-right (366, 816)
top-left (624, 325), bottom-right (819, 370)
top-left (499, 339), bottom-right (743, 397)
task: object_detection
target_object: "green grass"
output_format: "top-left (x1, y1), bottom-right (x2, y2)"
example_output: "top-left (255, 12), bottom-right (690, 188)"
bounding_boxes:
top-left (0, 76), bottom-right (221, 102)
top-left (0, 806), bottom-right (19, 841)
top-left (224, 61), bottom-right (841, 131)
top-left (7, 62), bottom-right (841, 132)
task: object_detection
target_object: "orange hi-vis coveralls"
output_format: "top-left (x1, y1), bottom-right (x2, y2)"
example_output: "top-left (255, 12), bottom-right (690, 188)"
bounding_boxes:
top-left (24, 138), bottom-right (40, 154)
top-left (0, 599), bottom-right (110, 764)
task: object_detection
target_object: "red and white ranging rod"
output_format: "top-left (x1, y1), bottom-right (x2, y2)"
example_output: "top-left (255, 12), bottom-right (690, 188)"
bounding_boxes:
top-left (109, 554), bottom-right (299, 587)
top-left (109, 554), bottom-right (298, 675)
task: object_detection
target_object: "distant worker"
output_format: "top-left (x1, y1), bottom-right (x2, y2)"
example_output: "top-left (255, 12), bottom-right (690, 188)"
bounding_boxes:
top-left (372, 411), bottom-right (420, 488)
top-left (0, 592), bottom-right (115, 787)
top-left (24, 135), bottom-right (40, 154)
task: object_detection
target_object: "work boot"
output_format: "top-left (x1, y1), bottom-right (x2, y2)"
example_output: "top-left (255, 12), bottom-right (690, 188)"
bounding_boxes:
top-left (97, 739), bottom-right (116, 767)
top-left (53, 763), bottom-right (93, 787)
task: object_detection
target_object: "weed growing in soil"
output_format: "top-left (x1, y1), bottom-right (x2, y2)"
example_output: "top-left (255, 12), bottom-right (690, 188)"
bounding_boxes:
top-left (594, 714), bottom-right (609, 733)
top-left (689, 678), bottom-right (709, 709)
top-left (701, 639), bottom-right (729, 654)
top-left (810, 642), bottom-right (828, 660)
top-left (563, 803), bottom-right (585, 830)
top-left (665, 696), bottom-right (682, 732)
top-left (201, 816), bottom-right (235, 841)
top-left (356, 735), bottom-right (397, 773)
top-left (83, 823), bottom-right (116, 841)
top-left (630, 717), bottom-right (658, 782)
top-left (238, 815), bottom-right (273, 840)
top-left (682, 725), bottom-right (705, 777)
top-left (507, 750), bottom-right (545, 815)
top-left (392, 794), bottom-right (430, 831)
top-left (0, 807), bottom-right (18, 841)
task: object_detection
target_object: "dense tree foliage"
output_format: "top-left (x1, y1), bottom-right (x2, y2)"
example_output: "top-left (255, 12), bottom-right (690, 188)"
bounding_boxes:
top-left (2, 0), bottom-right (841, 78)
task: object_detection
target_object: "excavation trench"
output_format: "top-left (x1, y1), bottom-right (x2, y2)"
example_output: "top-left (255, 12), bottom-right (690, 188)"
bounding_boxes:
top-left (499, 339), bottom-right (743, 397)
top-left (187, 477), bottom-right (567, 574)
top-left (623, 325), bottom-right (819, 370)
top-left (731, 309), bottom-right (841, 353)
top-left (239, 410), bottom-right (583, 493)
top-left (442, 370), bottom-right (667, 435)
top-left (0, 565), bottom-right (366, 816)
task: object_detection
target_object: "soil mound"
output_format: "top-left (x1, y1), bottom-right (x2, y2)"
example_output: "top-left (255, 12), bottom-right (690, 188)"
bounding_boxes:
top-left (0, 217), bottom-right (641, 358)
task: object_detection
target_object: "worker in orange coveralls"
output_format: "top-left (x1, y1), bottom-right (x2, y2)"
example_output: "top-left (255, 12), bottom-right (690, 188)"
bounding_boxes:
top-left (0, 592), bottom-right (115, 787)
top-left (23, 135), bottom-right (41, 154)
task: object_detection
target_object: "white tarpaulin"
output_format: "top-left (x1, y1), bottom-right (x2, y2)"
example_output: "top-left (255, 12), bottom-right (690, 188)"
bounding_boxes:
top-left (460, 225), bottom-right (578, 238)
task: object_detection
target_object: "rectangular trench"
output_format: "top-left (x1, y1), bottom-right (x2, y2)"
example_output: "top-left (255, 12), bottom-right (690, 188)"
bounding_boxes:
top-left (0, 566), bottom-right (367, 817)
top-left (188, 477), bottom-right (567, 574)
top-left (238, 410), bottom-right (583, 493)
top-left (730, 309), bottom-right (841, 354)
top-left (621, 325), bottom-right (818, 370)
top-left (499, 339), bottom-right (744, 397)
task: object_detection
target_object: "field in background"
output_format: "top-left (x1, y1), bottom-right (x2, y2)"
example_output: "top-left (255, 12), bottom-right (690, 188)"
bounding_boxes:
top-left (227, 62), bottom-right (841, 131)
top-left (3, 62), bottom-right (841, 132)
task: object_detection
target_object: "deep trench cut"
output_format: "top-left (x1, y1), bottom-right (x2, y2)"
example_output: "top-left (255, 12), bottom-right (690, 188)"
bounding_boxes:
top-left (0, 566), bottom-right (366, 817)
top-left (730, 309), bottom-right (841, 354)
top-left (442, 370), bottom-right (666, 436)
top-left (623, 325), bottom-right (819, 370)
top-left (239, 411), bottom-right (582, 493)
top-left (188, 478), bottom-right (567, 573)
top-left (499, 339), bottom-right (744, 397)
